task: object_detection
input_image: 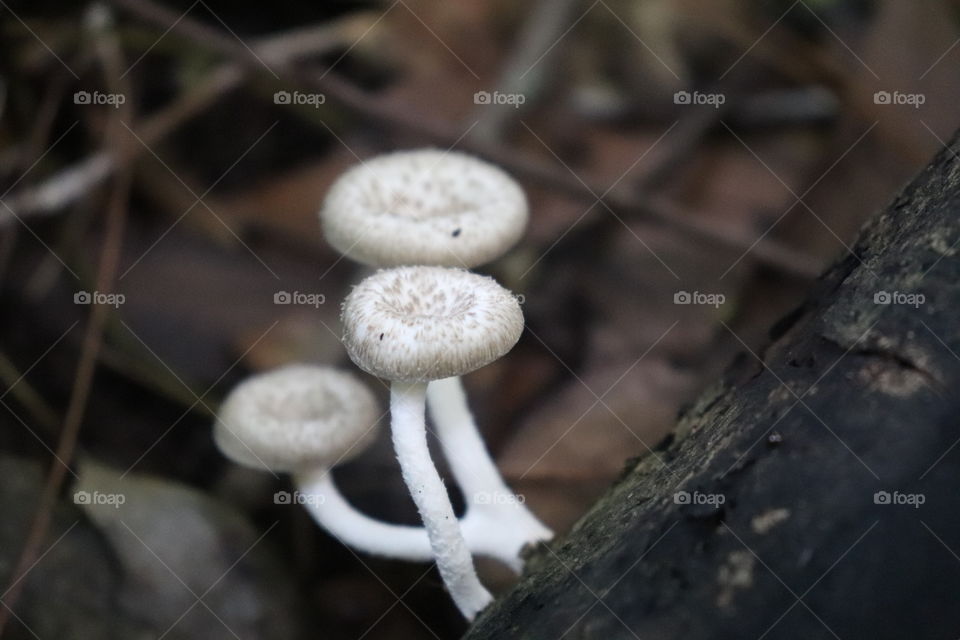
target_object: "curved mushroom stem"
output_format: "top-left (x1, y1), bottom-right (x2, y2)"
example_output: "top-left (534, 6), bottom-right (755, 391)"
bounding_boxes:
top-left (391, 380), bottom-right (492, 620)
top-left (427, 376), bottom-right (554, 560)
top-left (295, 469), bottom-right (435, 561)
top-left (295, 468), bottom-right (526, 571)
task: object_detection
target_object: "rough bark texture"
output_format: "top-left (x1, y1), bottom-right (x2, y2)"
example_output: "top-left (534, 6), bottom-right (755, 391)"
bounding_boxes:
top-left (465, 133), bottom-right (960, 640)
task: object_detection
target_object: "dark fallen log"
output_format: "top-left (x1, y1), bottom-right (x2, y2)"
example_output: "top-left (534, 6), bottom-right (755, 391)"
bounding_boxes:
top-left (466, 131), bottom-right (960, 640)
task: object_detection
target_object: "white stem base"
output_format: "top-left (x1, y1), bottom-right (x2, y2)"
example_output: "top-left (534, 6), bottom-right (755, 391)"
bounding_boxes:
top-left (427, 376), bottom-right (553, 563)
top-left (391, 380), bottom-right (492, 620)
top-left (297, 469), bottom-right (534, 572)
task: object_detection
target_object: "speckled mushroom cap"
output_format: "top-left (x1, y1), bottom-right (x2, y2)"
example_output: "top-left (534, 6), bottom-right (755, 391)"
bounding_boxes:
top-left (320, 149), bottom-right (528, 268)
top-left (341, 266), bottom-right (524, 383)
top-left (214, 365), bottom-right (380, 473)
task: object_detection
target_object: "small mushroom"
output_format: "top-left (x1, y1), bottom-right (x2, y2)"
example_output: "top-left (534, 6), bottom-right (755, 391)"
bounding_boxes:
top-left (322, 148), bottom-right (552, 564)
top-left (341, 266), bottom-right (524, 620)
top-left (320, 148), bottom-right (528, 268)
top-left (214, 364), bottom-right (442, 560)
top-left (214, 364), bottom-right (536, 571)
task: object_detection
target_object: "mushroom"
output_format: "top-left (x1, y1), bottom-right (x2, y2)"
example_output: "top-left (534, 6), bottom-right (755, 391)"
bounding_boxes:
top-left (214, 364), bottom-right (535, 571)
top-left (321, 148), bottom-right (552, 563)
top-left (341, 265), bottom-right (525, 620)
top-left (214, 364), bottom-right (443, 561)
top-left (320, 148), bottom-right (528, 269)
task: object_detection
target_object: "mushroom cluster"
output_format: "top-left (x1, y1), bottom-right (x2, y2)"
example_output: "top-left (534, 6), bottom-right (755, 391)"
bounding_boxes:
top-left (213, 149), bottom-right (551, 620)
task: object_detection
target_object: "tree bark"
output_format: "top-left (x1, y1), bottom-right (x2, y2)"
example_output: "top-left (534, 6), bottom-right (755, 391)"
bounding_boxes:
top-left (465, 131), bottom-right (960, 640)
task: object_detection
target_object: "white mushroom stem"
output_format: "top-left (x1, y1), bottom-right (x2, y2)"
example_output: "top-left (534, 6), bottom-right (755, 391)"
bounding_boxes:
top-left (295, 469), bottom-right (435, 561)
top-left (294, 468), bottom-right (525, 571)
top-left (391, 380), bottom-right (492, 620)
top-left (427, 376), bottom-right (554, 557)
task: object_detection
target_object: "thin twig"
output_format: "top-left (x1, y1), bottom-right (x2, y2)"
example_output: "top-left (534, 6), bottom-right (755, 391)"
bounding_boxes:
top-left (0, 14), bottom-right (368, 421)
top-left (2, 13), bottom-right (365, 222)
top-left (0, 69), bottom-right (74, 287)
top-left (0, 6), bottom-right (134, 635)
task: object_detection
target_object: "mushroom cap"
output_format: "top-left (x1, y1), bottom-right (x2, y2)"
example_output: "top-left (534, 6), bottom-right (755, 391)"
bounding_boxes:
top-left (341, 266), bottom-right (524, 382)
top-left (213, 365), bottom-right (380, 473)
top-left (320, 149), bottom-right (528, 268)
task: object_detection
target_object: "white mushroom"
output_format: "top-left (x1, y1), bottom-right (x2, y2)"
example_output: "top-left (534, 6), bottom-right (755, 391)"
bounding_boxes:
top-left (321, 148), bottom-right (552, 564)
top-left (341, 266), bottom-right (524, 620)
top-left (214, 365), bottom-right (439, 560)
top-left (214, 364), bottom-right (534, 571)
top-left (320, 148), bottom-right (528, 269)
